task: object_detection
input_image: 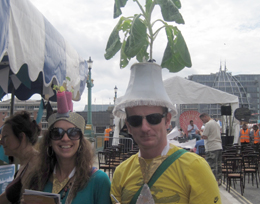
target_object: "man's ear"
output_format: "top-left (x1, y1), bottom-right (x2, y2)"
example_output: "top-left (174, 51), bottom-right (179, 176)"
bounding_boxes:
top-left (165, 112), bottom-right (172, 128)
top-left (125, 121), bottom-right (132, 135)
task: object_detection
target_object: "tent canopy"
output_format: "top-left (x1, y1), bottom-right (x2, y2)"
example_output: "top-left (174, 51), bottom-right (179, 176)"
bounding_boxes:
top-left (0, 0), bottom-right (88, 101)
top-left (164, 76), bottom-right (240, 143)
top-left (164, 76), bottom-right (239, 105)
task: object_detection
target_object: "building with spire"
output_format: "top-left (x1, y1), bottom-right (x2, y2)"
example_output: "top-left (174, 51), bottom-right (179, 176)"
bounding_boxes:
top-left (183, 62), bottom-right (260, 123)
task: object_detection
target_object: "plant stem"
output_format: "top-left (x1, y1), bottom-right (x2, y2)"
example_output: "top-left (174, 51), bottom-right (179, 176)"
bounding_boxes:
top-left (135, 0), bottom-right (156, 61)
top-left (152, 20), bottom-right (167, 40)
top-left (153, 25), bottom-right (166, 40)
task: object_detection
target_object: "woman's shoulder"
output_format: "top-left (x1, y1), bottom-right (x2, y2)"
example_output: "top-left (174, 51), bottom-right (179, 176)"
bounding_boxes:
top-left (83, 169), bottom-right (111, 191)
top-left (91, 169), bottom-right (110, 180)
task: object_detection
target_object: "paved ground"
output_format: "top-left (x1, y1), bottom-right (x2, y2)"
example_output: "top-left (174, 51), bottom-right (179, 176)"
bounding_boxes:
top-left (221, 176), bottom-right (259, 204)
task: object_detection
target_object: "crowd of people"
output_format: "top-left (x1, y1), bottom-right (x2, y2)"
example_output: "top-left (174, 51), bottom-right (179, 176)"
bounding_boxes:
top-left (239, 123), bottom-right (260, 144)
top-left (0, 62), bottom-right (223, 204)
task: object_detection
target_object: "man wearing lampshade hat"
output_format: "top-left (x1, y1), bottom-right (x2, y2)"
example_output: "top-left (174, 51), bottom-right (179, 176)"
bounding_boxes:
top-left (110, 62), bottom-right (221, 204)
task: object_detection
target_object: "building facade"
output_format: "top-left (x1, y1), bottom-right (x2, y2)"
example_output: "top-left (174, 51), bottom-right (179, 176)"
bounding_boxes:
top-left (0, 100), bottom-right (113, 135)
top-left (185, 64), bottom-right (260, 123)
top-left (82, 104), bottom-right (114, 133)
top-left (0, 99), bottom-right (57, 135)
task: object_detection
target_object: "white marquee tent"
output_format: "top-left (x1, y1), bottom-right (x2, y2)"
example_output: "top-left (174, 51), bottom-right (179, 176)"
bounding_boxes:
top-left (164, 76), bottom-right (240, 144)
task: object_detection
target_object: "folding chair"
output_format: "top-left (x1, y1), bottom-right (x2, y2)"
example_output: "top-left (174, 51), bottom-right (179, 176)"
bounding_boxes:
top-left (225, 157), bottom-right (244, 195)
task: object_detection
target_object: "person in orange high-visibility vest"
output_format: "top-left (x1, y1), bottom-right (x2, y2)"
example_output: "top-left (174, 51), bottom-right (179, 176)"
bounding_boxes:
top-left (252, 125), bottom-right (260, 144)
top-left (104, 125), bottom-right (113, 149)
top-left (239, 124), bottom-right (250, 144)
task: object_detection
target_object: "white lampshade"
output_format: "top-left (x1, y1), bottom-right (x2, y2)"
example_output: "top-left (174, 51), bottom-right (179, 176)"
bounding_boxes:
top-left (113, 62), bottom-right (177, 119)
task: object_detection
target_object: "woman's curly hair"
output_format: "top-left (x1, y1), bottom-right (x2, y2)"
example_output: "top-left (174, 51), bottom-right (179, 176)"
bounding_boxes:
top-left (25, 122), bottom-right (94, 201)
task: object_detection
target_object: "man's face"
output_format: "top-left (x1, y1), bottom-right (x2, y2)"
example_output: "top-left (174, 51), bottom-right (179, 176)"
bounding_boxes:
top-left (200, 116), bottom-right (209, 124)
top-left (190, 121), bottom-right (194, 126)
top-left (125, 106), bottom-right (171, 152)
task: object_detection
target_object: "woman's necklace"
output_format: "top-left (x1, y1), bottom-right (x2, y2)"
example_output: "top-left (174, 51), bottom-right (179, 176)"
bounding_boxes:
top-left (52, 166), bottom-right (76, 198)
top-left (61, 179), bottom-right (73, 200)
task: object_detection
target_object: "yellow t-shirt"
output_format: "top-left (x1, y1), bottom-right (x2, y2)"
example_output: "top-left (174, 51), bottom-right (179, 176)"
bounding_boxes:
top-left (111, 144), bottom-right (221, 204)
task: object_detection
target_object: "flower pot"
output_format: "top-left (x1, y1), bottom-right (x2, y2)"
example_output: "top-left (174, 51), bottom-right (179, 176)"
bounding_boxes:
top-left (57, 91), bottom-right (69, 114)
top-left (65, 91), bottom-right (73, 112)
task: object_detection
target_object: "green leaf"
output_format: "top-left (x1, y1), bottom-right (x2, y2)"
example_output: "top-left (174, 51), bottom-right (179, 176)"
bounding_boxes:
top-left (161, 42), bottom-right (185, 72)
top-left (161, 26), bottom-right (192, 72)
top-left (104, 17), bottom-right (126, 60)
top-left (120, 39), bottom-right (130, 68)
top-left (114, 0), bottom-right (128, 18)
top-left (156, 0), bottom-right (184, 24)
top-left (136, 39), bottom-right (149, 62)
top-left (124, 15), bottom-right (147, 58)
top-left (145, 0), bottom-right (154, 14)
top-left (174, 28), bottom-right (192, 67)
top-left (120, 18), bottom-right (132, 32)
top-left (172, 0), bottom-right (181, 9)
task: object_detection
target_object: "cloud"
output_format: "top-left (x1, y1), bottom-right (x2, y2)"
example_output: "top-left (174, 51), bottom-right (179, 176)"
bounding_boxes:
top-left (28, 0), bottom-right (260, 111)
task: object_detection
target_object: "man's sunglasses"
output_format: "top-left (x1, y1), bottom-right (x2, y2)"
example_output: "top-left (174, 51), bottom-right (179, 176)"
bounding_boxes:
top-left (127, 113), bottom-right (167, 127)
top-left (50, 127), bottom-right (82, 140)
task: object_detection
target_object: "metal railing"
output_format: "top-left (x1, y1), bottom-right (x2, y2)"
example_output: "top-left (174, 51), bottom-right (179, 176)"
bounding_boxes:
top-left (91, 135), bottom-right (134, 153)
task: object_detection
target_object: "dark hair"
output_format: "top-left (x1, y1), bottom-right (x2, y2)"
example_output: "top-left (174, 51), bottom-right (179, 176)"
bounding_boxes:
top-left (163, 107), bottom-right (168, 114)
top-left (190, 120), bottom-right (193, 123)
top-left (4, 111), bottom-right (41, 145)
top-left (199, 113), bottom-right (209, 118)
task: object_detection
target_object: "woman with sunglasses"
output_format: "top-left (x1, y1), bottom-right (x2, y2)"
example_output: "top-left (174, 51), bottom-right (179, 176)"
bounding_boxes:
top-left (23, 111), bottom-right (111, 204)
top-left (0, 111), bottom-right (40, 204)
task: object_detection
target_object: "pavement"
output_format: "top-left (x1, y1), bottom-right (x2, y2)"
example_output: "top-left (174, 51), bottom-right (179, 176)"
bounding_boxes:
top-left (219, 185), bottom-right (247, 204)
top-left (220, 179), bottom-right (258, 204)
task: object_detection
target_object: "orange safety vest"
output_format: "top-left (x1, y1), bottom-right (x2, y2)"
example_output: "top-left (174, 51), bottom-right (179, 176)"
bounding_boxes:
top-left (104, 128), bottom-right (112, 141)
top-left (240, 129), bottom-right (250, 143)
top-left (253, 129), bottom-right (260, 144)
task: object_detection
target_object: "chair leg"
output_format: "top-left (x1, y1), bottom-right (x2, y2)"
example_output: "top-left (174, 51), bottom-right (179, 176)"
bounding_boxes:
top-left (243, 174), bottom-right (246, 188)
top-left (240, 178), bottom-right (244, 196)
top-left (233, 179), bottom-right (236, 189)
top-left (256, 174), bottom-right (259, 188)
top-left (227, 179), bottom-right (231, 193)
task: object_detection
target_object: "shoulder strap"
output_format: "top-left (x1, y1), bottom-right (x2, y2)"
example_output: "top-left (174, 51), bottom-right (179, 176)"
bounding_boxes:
top-left (91, 167), bottom-right (98, 175)
top-left (130, 149), bottom-right (187, 204)
top-left (18, 162), bottom-right (29, 178)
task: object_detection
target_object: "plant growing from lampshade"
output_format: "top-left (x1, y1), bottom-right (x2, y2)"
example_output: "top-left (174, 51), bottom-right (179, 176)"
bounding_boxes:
top-left (104, 0), bottom-right (192, 72)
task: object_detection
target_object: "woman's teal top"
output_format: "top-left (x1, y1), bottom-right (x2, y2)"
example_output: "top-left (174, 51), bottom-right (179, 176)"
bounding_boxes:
top-left (43, 170), bottom-right (112, 204)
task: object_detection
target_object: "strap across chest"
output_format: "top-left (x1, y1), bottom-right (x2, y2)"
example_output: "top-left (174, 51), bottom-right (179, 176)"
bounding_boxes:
top-left (130, 149), bottom-right (187, 204)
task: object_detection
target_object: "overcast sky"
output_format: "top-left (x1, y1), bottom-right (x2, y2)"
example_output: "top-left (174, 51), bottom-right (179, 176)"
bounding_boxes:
top-left (27, 0), bottom-right (260, 111)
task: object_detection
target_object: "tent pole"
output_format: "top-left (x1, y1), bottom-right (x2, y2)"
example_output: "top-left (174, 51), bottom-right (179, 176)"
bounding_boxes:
top-left (10, 86), bottom-right (15, 116)
top-left (176, 104), bottom-right (180, 128)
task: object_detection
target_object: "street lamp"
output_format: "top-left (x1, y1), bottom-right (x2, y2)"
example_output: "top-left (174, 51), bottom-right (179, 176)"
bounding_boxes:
top-left (114, 85), bottom-right (118, 104)
top-left (86, 57), bottom-right (94, 136)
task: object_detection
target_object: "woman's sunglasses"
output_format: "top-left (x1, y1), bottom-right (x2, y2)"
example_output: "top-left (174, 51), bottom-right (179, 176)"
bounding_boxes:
top-left (50, 127), bottom-right (82, 140)
top-left (127, 113), bottom-right (166, 127)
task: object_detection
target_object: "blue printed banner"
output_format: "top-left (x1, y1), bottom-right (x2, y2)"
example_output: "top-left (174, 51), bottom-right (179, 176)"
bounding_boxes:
top-left (0, 164), bottom-right (15, 194)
